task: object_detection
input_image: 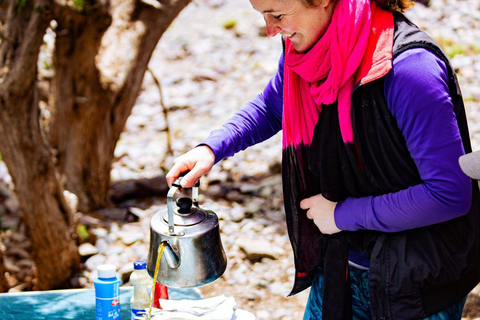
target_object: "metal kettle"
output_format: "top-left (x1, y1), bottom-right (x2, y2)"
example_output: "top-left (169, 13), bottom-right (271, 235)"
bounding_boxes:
top-left (146, 175), bottom-right (227, 288)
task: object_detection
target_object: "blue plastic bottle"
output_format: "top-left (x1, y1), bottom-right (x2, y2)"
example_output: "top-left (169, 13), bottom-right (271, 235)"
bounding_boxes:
top-left (94, 264), bottom-right (121, 320)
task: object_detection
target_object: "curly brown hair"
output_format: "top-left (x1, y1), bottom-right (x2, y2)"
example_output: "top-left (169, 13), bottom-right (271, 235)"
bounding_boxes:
top-left (372, 0), bottom-right (415, 12)
top-left (302, 0), bottom-right (415, 12)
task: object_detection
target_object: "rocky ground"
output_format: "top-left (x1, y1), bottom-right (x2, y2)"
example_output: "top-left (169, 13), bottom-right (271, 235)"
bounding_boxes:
top-left (1, 0), bottom-right (480, 319)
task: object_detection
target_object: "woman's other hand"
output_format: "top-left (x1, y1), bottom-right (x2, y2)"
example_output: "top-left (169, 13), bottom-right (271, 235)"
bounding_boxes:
top-left (300, 194), bottom-right (341, 235)
top-left (166, 145), bottom-right (216, 188)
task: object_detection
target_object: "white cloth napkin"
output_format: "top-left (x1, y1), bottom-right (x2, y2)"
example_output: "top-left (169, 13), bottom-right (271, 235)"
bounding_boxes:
top-left (147, 295), bottom-right (255, 320)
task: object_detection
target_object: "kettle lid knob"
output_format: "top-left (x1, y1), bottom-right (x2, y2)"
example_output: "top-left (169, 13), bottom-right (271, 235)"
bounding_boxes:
top-left (176, 197), bottom-right (193, 214)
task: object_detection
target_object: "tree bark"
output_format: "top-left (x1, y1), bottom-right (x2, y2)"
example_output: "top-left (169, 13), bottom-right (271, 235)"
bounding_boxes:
top-left (0, 0), bottom-right (80, 289)
top-left (50, 0), bottom-right (191, 212)
top-left (0, 248), bottom-right (7, 292)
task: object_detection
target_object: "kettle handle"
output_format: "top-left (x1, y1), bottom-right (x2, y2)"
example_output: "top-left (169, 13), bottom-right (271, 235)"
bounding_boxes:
top-left (172, 172), bottom-right (200, 206)
top-left (167, 171), bottom-right (200, 235)
top-left (172, 171), bottom-right (200, 188)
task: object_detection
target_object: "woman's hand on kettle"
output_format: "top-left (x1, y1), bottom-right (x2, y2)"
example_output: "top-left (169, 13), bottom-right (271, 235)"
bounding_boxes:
top-left (300, 194), bottom-right (341, 235)
top-left (166, 145), bottom-right (216, 188)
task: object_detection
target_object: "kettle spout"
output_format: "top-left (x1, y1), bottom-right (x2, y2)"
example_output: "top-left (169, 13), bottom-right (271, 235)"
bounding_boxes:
top-left (161, 240), bottom-right (180, 269)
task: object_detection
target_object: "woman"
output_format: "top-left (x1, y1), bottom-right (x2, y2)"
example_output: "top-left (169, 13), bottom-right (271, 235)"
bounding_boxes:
top-left (166, 0), bottom-right (480, 319)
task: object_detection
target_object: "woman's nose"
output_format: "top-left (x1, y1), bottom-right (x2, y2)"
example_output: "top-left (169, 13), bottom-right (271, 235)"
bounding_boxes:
top-left (264, 17), bottom-right (281, 37)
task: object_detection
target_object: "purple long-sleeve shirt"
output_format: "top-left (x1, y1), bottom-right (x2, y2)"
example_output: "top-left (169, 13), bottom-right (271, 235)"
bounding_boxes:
top-left (202, 48), bottom-right (472, 234)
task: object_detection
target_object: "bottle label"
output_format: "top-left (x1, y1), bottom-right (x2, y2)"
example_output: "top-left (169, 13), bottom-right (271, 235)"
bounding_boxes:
top-left (96, 297), bottom-right (121, 320)
top-left (131, 308), bottom-right (147, 320)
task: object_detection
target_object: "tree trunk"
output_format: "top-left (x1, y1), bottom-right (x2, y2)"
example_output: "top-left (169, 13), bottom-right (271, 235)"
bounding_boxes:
top-left (0, 250), bottom-right (7, 292)
top-left (0, 0), bottom-right (189, 289)
top-left (50, 0), bottom-right (191, 212)
top-left (0, 0), bottom-right (80, 289)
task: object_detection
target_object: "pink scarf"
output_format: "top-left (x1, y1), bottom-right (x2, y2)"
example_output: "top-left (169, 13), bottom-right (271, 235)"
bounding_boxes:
top-left (282, 0), bottom-right (394, 148)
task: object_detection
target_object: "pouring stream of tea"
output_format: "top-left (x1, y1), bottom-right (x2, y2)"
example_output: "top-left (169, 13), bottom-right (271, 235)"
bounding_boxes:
top-left (147, 242), bottom-right (166, 320)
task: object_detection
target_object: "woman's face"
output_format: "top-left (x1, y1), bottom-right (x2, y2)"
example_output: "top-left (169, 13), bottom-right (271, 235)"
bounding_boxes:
top-left (250, 0), bottom-right (335, 53)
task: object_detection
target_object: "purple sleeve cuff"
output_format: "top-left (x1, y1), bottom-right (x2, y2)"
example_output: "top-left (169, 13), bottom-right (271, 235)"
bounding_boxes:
top-left (335, 197), bottom-right (371, 231)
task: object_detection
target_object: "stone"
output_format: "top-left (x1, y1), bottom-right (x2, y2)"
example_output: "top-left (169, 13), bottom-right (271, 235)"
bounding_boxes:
top-left (79, 243), bottom-right (99, 257)
top-left (119, 263), bottom-right (135, 284)
top-left (9, 231), bottom-right (26, 243)
top-left (229, 203), bottom-right (246, 222)
top-left (63, 190), bottom-right (79, 213)
top-left (128, 207), bottom-right (148, 219)
top-left (1, 216), bottom-right (19, 229)
top-left (107, 246), bottom-right (124, 255)
top-left (4, 257), bottom-right (20, 273)
top-left (3, 196), bottom-right (19, 214)
top-left (84, 254), bottom-right (107, 272)
top-left (244, 199), bottom-right (263, 215)
top-left (256, 310), bottom-right (270, 320)
top-left (238, 239), bottom-right (279, 262)
top-left (206, 168), bottom-right (229, 184)
top-left (119, 232), bottom-right (144, 246)
top-left (239, 183), bottom-right (260, 195)
top-left (268, 282), bottom-right (290, 296)
top-left (16, 259), bottom-right (34, 269)
top-left (97, 208), bottom-right (128, 221)
top-left (91, 227), bottom-right (108, 238)
top-left (79, 215), bottom-right (103, 227)
top-left (95, 238), bottom-right (110, 255)
top-left (118, 225), bottom-right (145, 245)
top-left (6, 247), bottom-right (30, 259)
top-left (8, 283), bottom-right (29, 293)
top-left (272, 308), bottom-right (290, 319)
top-left (204, 184), bottom-right (225, 198)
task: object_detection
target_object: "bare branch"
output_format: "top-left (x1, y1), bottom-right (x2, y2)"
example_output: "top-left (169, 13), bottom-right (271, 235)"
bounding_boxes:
top-left (147, 67), bottom-right (173, 158)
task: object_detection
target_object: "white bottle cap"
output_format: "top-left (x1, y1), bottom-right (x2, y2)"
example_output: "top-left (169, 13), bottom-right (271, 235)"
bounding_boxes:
top-left (97, 264), bottom-right (117, 278)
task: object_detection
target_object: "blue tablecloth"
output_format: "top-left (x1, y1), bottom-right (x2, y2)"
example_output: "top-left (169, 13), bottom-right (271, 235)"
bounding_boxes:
top-left (0, 286), bottom-right (203, 319)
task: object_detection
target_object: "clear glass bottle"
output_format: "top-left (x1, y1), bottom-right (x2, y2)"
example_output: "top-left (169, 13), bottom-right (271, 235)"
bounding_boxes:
top-left (130, 260), bottom-right (151, 320)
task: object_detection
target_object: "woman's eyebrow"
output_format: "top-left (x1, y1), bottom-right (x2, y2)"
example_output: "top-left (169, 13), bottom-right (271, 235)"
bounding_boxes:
top-left (261, 8), bottom-right (280, 14)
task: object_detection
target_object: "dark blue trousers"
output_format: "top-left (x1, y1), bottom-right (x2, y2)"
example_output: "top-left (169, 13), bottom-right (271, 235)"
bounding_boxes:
top-left (303, 266), bottom-right (467, 320)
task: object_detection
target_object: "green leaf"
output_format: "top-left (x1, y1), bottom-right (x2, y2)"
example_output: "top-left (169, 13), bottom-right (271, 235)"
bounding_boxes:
top-left (222, 19), bottom-right (237, 30)
top-left (76, 224), bottom-right (90, 241)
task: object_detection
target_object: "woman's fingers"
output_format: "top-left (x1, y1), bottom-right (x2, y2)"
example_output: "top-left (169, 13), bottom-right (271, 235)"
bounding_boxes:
top-left (165, 146), bottom-right (216, 188)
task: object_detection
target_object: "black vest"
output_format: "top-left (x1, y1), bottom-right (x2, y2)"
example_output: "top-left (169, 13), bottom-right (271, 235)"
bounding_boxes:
top-left (283, 12), bottom-right (480, 320)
